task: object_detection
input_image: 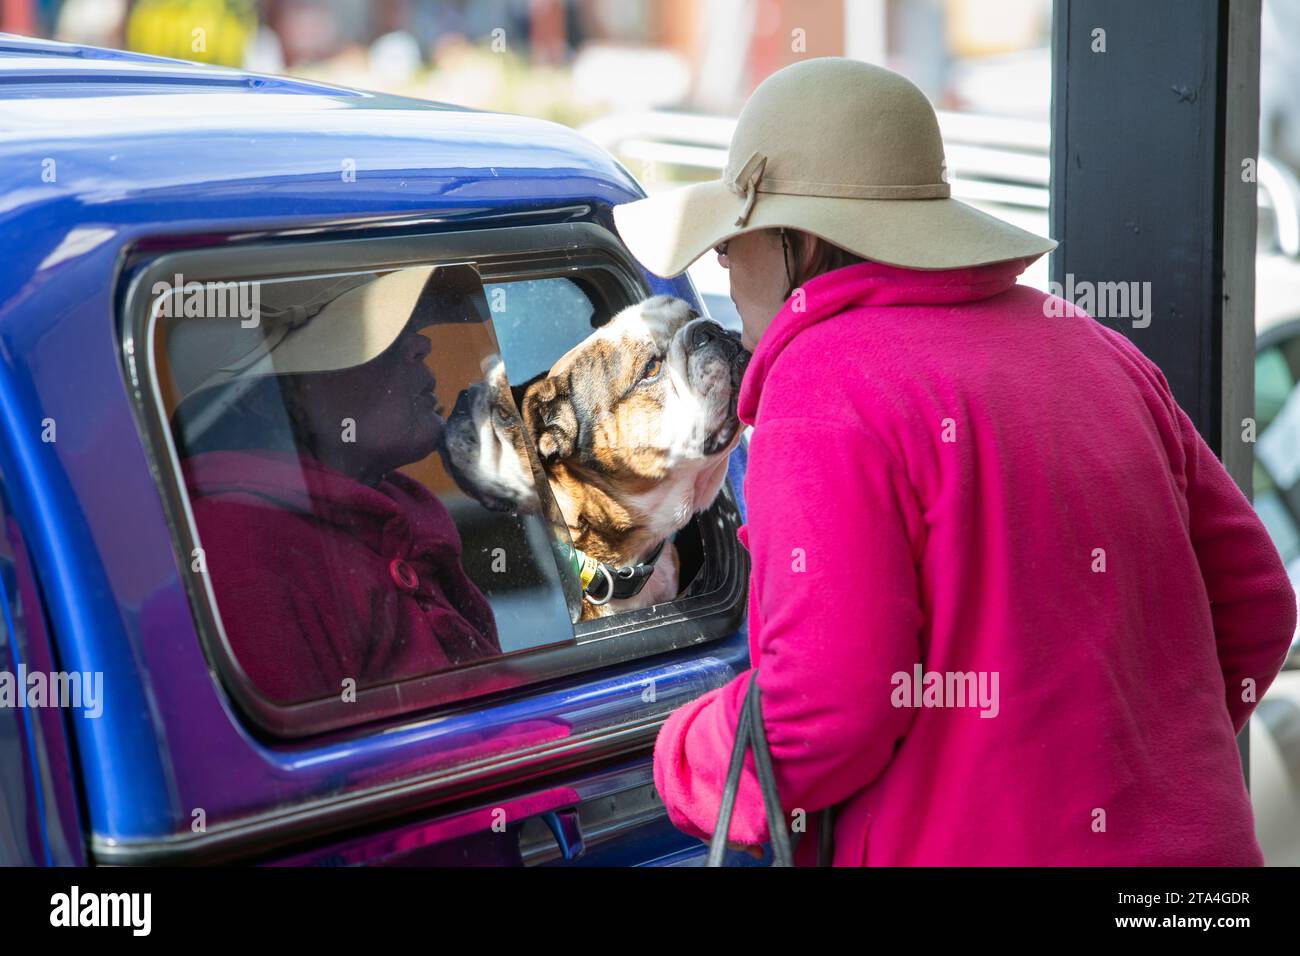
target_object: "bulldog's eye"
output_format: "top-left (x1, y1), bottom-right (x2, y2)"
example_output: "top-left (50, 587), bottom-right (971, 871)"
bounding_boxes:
top-left (640, 356), bottom-right (664, 382)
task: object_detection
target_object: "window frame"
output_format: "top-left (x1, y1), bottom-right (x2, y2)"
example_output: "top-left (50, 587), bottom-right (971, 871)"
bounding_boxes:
top-left (118, 221), bottom-right (748, 739)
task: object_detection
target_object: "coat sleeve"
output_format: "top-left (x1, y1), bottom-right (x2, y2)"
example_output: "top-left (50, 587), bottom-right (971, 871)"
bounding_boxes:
top-left (1176, 402), bottom-right (1297, 734)
top-left (653, 418), bottom-right (925, 845)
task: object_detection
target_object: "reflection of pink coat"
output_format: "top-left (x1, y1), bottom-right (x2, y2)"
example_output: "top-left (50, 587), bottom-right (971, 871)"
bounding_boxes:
top-left (653, 257), bottom-right (1297, 865)
top-left (183, 450), bottom-right (499, 705)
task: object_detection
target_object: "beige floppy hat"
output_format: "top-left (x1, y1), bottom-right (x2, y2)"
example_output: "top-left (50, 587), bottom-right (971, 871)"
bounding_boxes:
top-left (612, 57), bottom-right (1056, 277)
top-left (166, 264), bottom-right (488, 406)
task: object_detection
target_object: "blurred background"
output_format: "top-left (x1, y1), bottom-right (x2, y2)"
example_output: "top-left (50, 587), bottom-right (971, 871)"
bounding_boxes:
top-left (3, 0), bottom-right (1300, 863)
top-left (2, 0), bottom-right (1060, 119)
top-left (4, 0), bottom-right (1298, 296)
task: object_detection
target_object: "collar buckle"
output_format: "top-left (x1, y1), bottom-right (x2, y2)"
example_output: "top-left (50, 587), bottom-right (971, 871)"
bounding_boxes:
top-left (580, 539), bottom-right (667, 606)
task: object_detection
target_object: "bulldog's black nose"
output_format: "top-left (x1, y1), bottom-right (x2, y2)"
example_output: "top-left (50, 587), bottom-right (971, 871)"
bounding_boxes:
top-left (690, 322), bottom-right (718, 351)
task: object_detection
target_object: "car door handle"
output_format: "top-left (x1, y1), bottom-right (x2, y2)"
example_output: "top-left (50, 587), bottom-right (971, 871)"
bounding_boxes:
top-left (540, 808), bottom-right (585, 861)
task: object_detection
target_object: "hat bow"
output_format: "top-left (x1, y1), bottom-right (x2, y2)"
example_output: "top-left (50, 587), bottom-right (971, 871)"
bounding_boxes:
top-left (726, 150), bottom-right (768, 226)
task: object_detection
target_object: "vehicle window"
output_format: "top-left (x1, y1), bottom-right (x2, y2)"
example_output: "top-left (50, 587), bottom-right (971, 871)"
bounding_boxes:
top-left (1254, 337), bottom-right (1300, 567)
top-left (156, 263), bottom-right (580, 707)
top-left (134, 234), bottom-right (746, 738)
top-left (483, 277), bottom-right (603, 384)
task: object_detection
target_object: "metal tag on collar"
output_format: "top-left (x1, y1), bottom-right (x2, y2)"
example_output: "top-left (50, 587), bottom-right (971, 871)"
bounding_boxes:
top-left (583, 563), bottom-right (616, 606)
top-left (577, 540), bottom-right (666, 607)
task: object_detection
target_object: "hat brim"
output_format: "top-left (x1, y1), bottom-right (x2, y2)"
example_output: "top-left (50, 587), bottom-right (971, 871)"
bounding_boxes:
top-left (613, 179), bottom-right (1058, 278)
top-left (171, 263), bottom-right (495, 407)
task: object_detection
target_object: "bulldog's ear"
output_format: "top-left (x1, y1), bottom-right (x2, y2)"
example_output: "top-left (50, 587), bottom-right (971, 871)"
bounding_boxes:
top-left (521, 375), bottom-right (577, 465)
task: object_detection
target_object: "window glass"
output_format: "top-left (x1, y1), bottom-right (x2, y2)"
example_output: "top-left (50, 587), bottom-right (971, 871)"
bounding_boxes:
top-left (1254, 338), bottom-right (1300, 567)
top-left (1257, 345), bottom-right (1295, 426)
top-left (1256, 489), bottom-right (1300, 565)
top-left (157, 263), bottom-right (580, 706)
top-left (483, 277), bottom-right (602, 384)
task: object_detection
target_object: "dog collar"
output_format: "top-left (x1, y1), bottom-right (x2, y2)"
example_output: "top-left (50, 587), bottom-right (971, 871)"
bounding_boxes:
top-left (571, 539), bottom-right (667, 607)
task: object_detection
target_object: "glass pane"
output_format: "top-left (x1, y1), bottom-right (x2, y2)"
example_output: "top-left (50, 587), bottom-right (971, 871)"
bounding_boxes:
top-left (1255, 336), bottom-right (1300, 571)
top-left (1258, 352), bottom-right (1300, 497)
top-left (483, 277), bottom-right (601, 385)
top-left (1256, 346), bottom-right (1295, 428)
top-left (1256, 489), bottom-right (1300, 566)
top-left (158, 263), bottom-right (579, 706)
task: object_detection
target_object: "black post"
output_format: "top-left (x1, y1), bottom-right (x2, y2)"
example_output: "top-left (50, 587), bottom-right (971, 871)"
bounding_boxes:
top-left (1050, 1), bottom-right (1262, 778)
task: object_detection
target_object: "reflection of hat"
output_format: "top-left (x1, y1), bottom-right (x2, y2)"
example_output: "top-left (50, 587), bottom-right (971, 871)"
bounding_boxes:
top-left (613, 57), bottom-right (1057, 277)
top-left (167, 264), bottom-right (486, 406)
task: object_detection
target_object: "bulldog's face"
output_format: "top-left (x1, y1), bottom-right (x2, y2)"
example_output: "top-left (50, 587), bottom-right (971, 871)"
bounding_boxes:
top-left (521, 295), bottom-right (749, 527)
top-left (437, 355), bottom-right (542, 514)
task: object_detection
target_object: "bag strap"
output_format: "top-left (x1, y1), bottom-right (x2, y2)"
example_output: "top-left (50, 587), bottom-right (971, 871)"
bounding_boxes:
top-left (706, 678), bottom-right (756, 866)
top-left (817, 805), bottom-right (837, 867)
top-left (706, 674), bottom-right (796, 866)
top-left (752, 686), bottom-right (839, 866)
top-left (746, 674), bottom-right (796, 866)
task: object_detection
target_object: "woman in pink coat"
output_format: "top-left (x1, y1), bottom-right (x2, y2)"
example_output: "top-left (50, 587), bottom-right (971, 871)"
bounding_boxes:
top-left (613, 58), bottom-right (1297, 865)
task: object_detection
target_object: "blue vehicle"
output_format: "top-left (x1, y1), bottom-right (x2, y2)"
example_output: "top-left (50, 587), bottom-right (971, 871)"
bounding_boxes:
top-left (0, 36), bottom-right (752, 866)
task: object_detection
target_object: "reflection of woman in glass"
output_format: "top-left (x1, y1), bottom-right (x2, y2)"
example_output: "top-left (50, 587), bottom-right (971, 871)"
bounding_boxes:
top-left (168, 267), bottom-right (500, 705)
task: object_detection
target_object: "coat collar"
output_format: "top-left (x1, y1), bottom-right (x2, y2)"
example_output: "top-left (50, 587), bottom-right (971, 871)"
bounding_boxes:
top-left (736, 256), bottom-right (1030, 424)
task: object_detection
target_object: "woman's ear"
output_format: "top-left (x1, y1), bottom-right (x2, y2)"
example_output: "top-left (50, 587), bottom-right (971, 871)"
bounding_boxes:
top-left (521, 375), bottom-right (577, 465)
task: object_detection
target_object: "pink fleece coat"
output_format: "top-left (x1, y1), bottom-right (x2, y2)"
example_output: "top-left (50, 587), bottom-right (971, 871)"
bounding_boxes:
top-left (652, 257), bottom-right (1297, 865)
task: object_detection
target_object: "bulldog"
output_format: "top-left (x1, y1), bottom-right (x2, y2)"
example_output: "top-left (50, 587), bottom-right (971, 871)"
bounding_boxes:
top-left (439, 353), bottom-right (544, 516)
top-left (438, 295), bottom-right (749, 620)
